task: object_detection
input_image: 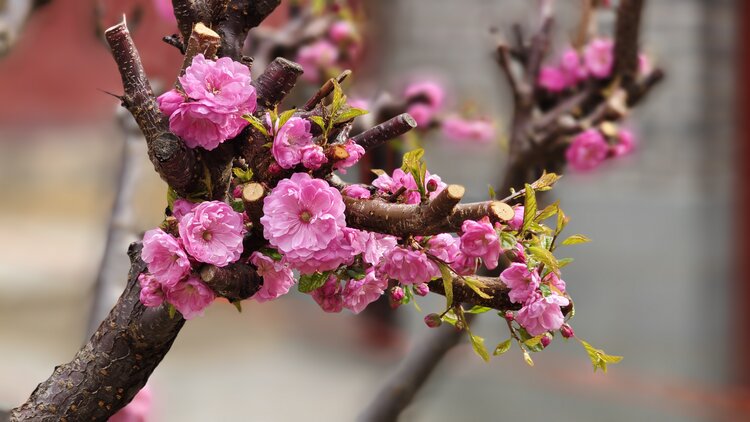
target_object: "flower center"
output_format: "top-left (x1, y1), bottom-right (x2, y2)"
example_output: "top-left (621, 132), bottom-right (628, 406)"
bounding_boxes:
top-left (203, 231), bottom-right (213, 241)
top-left (299, 210), bottom-right (312, 223)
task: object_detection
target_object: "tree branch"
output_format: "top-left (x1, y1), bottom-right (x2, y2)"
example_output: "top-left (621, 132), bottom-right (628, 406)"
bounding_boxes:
top-left (352, 113), bottom-right (417, 151)
top-left (105, 20), bottom-right (200, 197)
top-left (253, 57), bottom-right (304, 111)
top-left (11, 243), bottom-right (186, 421)
top-left (214, 0), bottom-right (281, 60)
top-left (613, 0), bottom-right (644, 89)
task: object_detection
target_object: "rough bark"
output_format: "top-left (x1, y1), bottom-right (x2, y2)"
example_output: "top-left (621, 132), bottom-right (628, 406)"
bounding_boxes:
top-left (11, 244), bottom-right (186, 421)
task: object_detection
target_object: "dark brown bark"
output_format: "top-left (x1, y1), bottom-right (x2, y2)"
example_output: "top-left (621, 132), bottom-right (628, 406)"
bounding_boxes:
top-left (105, 21), bottom-right (200, 198)
top-left (253, 57), bottom-right (304, 111)
top-left (352, 113), bottom-right (417, 151)
top-left (11, 243), bottom-right (186, 421)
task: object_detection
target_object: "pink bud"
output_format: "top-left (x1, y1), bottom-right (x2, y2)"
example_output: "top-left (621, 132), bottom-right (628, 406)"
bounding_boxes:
top-left (424, 313), bottom-right (442, 328)
top-left (268, 162), bottom-right (283, 175)
top-left (540, 334), bottom-right (551, 348)
top-left (561, 323), bottom-right (575, 338)
top-left (426, 178), bottom-right (439, 192)
top-left (391, 286), bottom-right (404, 302)
top-left (414, 283), bottom-right (429, 296)
top-left (504, 311), bottom-right (515, 321)
top-left (232, 184), bottom-right (243, 198)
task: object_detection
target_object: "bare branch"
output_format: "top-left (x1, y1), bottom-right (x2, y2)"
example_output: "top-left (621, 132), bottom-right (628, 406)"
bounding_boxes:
top-left (352, 113), bottom-right (417, 151)
top-left (200, 262), bottom-right (262, 302)
top-left (303, 70), bottom-right (352, 111)
top-left (105, 20), bottom-right (199, 197)
top-left (253, 57), bottom-right (304, 110)
top-left (613, 0), bottom-right (645, 88)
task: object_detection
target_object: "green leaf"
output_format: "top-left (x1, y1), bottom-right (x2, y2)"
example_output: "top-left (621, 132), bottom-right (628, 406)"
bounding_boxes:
top-left (558, 257), bottom-right (574, 268)
top-left (522, 183), bottom-right (537, 232)
top-left (230, 199), bottom-right (245, 213)
top-left (528, 246), bottom-right (559, 275)
top-left (523, 335), bottom-right (545, 348)
top-left (441, 311), bottom-right (459, 326)
top-left (331, 80), bottom-right (346, 115)
top-left (561, 234), bottom-right (592, 246)
top-left (260, 248), bottom-right (283, 261)
top-left (555, 208), bottom-right (569, 237)
top-left (243, 114), bottom-right (269, 136)
top-left (500, 232), bottom-right (517, 250)
top-left (277, 108), bottom-right (296, 128)
top-left (465, 305), bottom-right (492, 314)
top-left (464, 277), bottom-right (493, 299)
top-left (309, 115), bottom-right (326, 132)
top-left (232, 167), bottom-right (254, 183)
top-left (167, 303), bottom-right (176, 319)
top-left (438, 262), bottom-right (454, 308)
top-left (539, 283), bottom-right (552, 297)
top-left (494, 338), bottom-right (513, 356)
top-left (488, 184), bottom-right (496, 200)
top-left (580, 340), bottom-right (623, 373)
top-left (523, 349), bottom-right (535, 366)
top-left (401, 148), bottom-right (427, 199)
top-left (298, 272), bottom-right (330, 293)
top-left (535, 201), bottom-right (559, 222)
top-left (167, 187), bottom-right (179, 210)
top-left (334, 107), bottom-right (369, 124)
top-left (531, 172), bottom-right (562, 191)
top-left (346, 268), bottom-right (367, 280)
top-left (469, 332), bottom-right (491, 362)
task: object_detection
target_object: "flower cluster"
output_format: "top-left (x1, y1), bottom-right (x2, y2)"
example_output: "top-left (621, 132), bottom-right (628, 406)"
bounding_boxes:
top-left (296, 18), bottom-right (361, 83)
top-left (372, 168), bottom-right (447, 205)
top-left (404, 81), bottom-right (445, 128)
top-left (138, 200), bottom-right (246, 319)
top-left (441, 116), bottom-right (496, 145)
top-left (566, 127), bottom-right (637, 172)
top-left (157, 54), bottom-right (257, 151)
top-left (538, 38), bottom-right (650, 93)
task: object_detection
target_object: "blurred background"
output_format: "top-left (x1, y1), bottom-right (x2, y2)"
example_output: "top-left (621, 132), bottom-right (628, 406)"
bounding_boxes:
top-left (0, 0), bottom-right (743, 421)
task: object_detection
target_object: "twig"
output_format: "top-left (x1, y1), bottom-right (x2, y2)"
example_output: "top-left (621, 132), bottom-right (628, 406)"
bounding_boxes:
top-left (303, 70), bottom-right (352, 111)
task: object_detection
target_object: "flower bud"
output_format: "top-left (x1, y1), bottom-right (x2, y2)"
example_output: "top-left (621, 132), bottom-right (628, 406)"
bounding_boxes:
top-left (414, 283), bottom-right (429, 296)
top-left (540, 334), bottom-right (551, 348)
top-left (424, 313), bottom-right (442, 328)
top-left (561, 323), bottom-right (575, 339)
top-left (391, 286), bottom-right (404, 302)
top-left (504, 311), bottom-right (515, 321)
top-left (426, 178), bottom-right (439, 192)
top-left (268, 162), bottom-right (283, 175)
top-left (232, 184), bottom-right (244, 199)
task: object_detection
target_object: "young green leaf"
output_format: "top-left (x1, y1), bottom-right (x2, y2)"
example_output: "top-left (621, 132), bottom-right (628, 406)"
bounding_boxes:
top-left (523, 349), bottom-right (535, 366)
top-left (231, 301), bottom-right (242, 313)
top-left (531, 172), bottom-right (562, 191)
top-left (465, 305), bottom-right (492, 314)
top-left (334, 107), bottom-right (368, 124)
top-left (488, 184), bottom-right (496, 200)
top-left (494, 338), bottom-right (513, 356)
top-left (469, 332), bottom-right (491, 362)
top-left (535, 201), bottom-right (559, 222)
top-left (232, 167), bottom-right (254, 183)
top-left (309, 115), bottom-right (326, 132)
top-left (298, 272), bottom-right (330, 293)
top-left (438, 262), bottom-right (454, 308)
top-left (167, 186), bottom-right (179, 210)
top-left (243, 114), bottom-right (269, 136)
top-left (522, 183), bottom-right (537, 232)
top-left (579, 339), bottom-right (623, 373)
top-left (277, 108), bottom-right (297, 128)
top-left (167, 304), bottom-right (177, 319)
top-left (528, 246), bottom-right (559, 275)
top-left (561, 234), bottom-right (592, 246)
top-left (558, 257), bottom-right (574, 268)
top-left (464, 277), bottom-right (493, 299)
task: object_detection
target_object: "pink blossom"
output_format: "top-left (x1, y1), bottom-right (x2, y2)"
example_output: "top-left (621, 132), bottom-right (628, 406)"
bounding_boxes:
top-left (538, 66), bottom-right (569, 92)
top-left (157, 89), bottom-right (185, 116)
top-left (333, 140), bottom-right (365, 173)
top-left (250, 252), bottom-right (295, 303)
top-left (329, 20), bottom-right (357, 43)
top-left (451, 252), bottom-right (478, 276)
top-left (141, 229), bottom-right (191, 286)
top-left (427, 233), bottom-right (461, 264)
top-left (380, 246), bottom-right (438, 285)
top-left (372, 168), bottom-right (445, 204)
top-left (560, 47), bottom-right (588, 82)
top-left (138, 273), bottom-right (165, 308)
top-left (342, 269), bottom-right (387, 314)
top-left (566, 129), bottom-right (609, 171)
top-left (169, 101), bottom-right (249, 150)
top-left (301, 144), bottom-right (328, 170)
top-left (404, 81), bottom-right (445, 109)
top-left (342, 184), bottom-right (371, 199)
top-left (544, 272), bottom-right (567, 294)
top-left (165, 275), bottom-right (216, 319)
top-left (261, 173), bottom-right (346, 256)
top-left (110, 384), bottom-right (153, 422)
top-left (612, 128), bottom-right (636, 157)
top-left (362, 233), bottom-right (398, 265)
top-left (516, 292), bottom-right (570, 336)
top-left (584, 38), bottom-right (614, 79)
top-left (500, 263), bottom-right (541, 304)
top-left (297, 40), bottom-right (339, 82)
top-left (639, 53), bottom-right (652, 75)
top-left (284, 227), bottom-right (366, 274)
top-left (459, 217), bottom-right (501, 270)
top-left (172, 199), bottom-right (197, 221)
top-left (348, 98), bottom-right (370, 110)
top-left (407, 103), bottom-right (435, 128)
top-left (163, 54), bottom-right (257, 150)
top-left (271, 117), bottom-right (314, 169)
top-left (179, 55), bottom-right (256, 112)
top-left (508, 205), bottom-right (524, 231)
top-left (311, 275), bottom-right (343, 313)
top-left (178, 201), bottom-right (245, 267)
top-left (232, 184), bottom-right (244, 198)
top-left (441, 116), bottom-right (496, 144)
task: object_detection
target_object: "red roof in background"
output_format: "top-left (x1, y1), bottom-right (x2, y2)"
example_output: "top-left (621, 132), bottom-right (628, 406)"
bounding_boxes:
top-left (0, 0), bottom-right (286, 126)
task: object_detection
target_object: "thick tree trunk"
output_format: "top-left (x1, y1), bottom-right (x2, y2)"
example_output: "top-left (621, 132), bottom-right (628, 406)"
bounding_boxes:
top-left (10, 243), bottom-right (185, 421)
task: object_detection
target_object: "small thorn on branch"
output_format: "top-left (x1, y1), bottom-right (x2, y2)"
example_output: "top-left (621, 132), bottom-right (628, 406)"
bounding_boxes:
top-left (303, 69), bottom-right (352, 111)
top-left (352, 113), bottom-right (417, 151)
